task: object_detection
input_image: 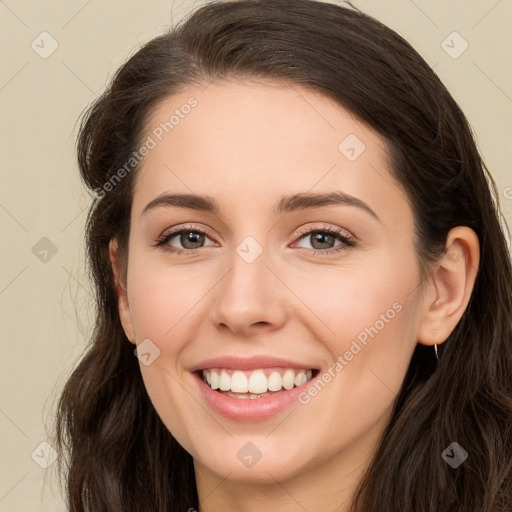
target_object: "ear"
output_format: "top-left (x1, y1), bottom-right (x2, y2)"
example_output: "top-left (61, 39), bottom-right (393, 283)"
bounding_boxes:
top-left (109, 238), bottom-right (136, 345)
top-left (417, 226), bottom-right (480, 347)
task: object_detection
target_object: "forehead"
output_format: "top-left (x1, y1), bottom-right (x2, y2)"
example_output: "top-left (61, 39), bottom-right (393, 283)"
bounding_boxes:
top-left (131, 80), bottom-right (408, 226)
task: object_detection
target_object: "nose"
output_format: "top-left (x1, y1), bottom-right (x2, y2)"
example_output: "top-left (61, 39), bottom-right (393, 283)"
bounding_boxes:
top-left (212, 245), bottom-right (289, 336)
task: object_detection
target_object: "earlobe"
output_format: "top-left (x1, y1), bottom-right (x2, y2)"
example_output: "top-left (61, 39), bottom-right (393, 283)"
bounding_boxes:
top-left (417, 226), bottom-right (480, 347)
top-left (109, 239), bottom-right (136, 345)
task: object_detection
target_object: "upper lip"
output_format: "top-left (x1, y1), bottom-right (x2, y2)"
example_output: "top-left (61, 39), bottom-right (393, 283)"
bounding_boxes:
top-left (190, 355), bottom-right (318, 372)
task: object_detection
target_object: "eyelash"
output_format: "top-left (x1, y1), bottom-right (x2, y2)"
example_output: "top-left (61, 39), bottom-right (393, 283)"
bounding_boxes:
top-left (152, 223), bottom-right (357, 257)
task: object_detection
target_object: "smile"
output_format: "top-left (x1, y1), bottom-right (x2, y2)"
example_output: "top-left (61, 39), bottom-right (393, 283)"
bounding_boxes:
top-left (190, 355), bottom-right (321, 420)
top-left (201, 367), bottom-right (316, 398)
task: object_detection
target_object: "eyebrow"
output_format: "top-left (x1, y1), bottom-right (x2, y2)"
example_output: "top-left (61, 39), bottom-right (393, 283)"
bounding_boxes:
top-left (140, 190), bottom-right (380, 221)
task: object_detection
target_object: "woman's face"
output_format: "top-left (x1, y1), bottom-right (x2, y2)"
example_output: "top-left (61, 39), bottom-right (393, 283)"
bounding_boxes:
top-left (115, 80), bottom-right (432, 484)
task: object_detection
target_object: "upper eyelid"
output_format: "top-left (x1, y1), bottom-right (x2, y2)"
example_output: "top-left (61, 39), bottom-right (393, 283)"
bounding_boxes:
top-left (161, 223), bottom-right (217, 241)
top-left (294, 224), bottom-right (351, 238)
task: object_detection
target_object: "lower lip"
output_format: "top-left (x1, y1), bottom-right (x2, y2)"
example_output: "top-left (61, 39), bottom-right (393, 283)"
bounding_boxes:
top-left (192, 371), bottom-right (316, 421)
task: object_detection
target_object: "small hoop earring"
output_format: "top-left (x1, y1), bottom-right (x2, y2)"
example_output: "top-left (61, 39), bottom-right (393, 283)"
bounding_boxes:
top-left (434, 343), bottom-right (439, 363)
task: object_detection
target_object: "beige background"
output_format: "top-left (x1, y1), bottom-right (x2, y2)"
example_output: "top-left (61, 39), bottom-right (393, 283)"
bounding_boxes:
top-left (0, 0), bottom-right (510, 510)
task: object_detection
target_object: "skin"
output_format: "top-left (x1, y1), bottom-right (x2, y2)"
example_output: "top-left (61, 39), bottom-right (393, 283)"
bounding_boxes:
top-left (109, 80), bottom-right (479, 512)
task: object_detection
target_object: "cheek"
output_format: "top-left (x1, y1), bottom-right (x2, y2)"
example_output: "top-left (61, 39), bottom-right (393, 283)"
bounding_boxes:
top-left (126, 255), bottom-right (210, 343)
top-left (291, 255), bottom-right (413, 342)
top-left (136, 362), bottom-right (200, 458)
top-left (297, 249), bottom-right (420, 392)
top-left (125, 254), bottom-right (203, 449)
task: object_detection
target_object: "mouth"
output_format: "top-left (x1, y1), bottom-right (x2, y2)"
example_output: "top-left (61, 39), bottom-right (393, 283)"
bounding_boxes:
top-left (196, 367), bottom-right (320, 399)
top-left (190, 355), bottom-right (322, 420)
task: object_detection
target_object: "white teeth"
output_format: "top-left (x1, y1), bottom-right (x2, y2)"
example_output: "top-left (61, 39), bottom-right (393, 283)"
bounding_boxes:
top-left (201, 367), bottom-right (315, 395)
top-left (210, 371), bottom-right (219, 390)
top-left (218, 370), bottom-right (231, 391)
top-left (267, 371), bottom-right (282, 391)
top-left (295, 371), bottom-right (307, 387)
top-left (282, 369), bottom-right (295, 390)
top-left (248, 371), bottom-right (267, 394)
top-left (230, 370), bottom-right (248, 393)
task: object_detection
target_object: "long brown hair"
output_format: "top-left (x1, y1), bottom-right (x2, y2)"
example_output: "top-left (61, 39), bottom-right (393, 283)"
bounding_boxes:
top-left (53, 1), bottom-right (512, 510)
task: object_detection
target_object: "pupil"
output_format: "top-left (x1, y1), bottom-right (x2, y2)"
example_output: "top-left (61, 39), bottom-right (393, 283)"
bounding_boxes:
top-left (182, 231), bottom-right (204, 248)
top-left (313, 232), bottom-right (333, 249)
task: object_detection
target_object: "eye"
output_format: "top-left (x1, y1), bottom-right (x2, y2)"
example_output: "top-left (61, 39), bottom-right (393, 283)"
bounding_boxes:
top-left (291, 225), bottom-right (356, 255)
top-left (152, 223), bottom-right (357, 256)
top-left (152, 224), bottom-right (217, 255)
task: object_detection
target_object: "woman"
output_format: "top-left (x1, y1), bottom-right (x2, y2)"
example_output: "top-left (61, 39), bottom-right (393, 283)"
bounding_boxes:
top-left (54, 0), bottom-right (512, 510)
